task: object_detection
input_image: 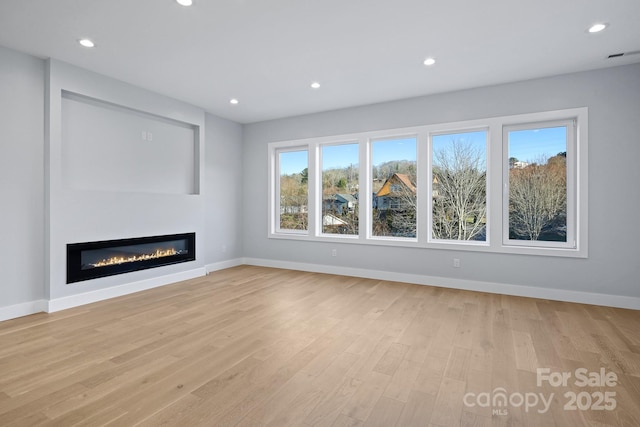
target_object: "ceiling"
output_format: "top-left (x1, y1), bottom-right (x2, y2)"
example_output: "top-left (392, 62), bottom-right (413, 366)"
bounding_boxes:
top-left (1, 0), bottom-right (639, 124)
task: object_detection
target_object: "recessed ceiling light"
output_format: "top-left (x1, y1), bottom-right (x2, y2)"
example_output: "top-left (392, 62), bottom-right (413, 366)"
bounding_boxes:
top-left (78, 39), bottom-right (95, 48)
top-left (176, 0), bottom-right (193, 6)
top-left (230, 98), bottom-right (239, 105)
top-left (588, 23), bottom-right (607, 33)
top-left (310, 82), bottom-right (321, 89)
top-left (423, 57), bottom-right (436, 66)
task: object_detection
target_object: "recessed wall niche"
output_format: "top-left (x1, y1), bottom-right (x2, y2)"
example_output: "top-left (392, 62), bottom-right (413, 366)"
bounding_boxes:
top-left (61, 91), bottom-right (198, 195)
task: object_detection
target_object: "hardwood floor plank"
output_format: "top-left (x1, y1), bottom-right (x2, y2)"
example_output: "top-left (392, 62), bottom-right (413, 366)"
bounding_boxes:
top-left (361, 395), bottom-right (404, 426)
top-left (44, 356), bottom-right (179, 420)
top-left (382, 358), bottom-right (422, 403)
top-left (444, 346), bottom-right (472, 381)
top-left (340, 370), bottom-right (390, 422)
top-left (304, 376), bottom-right (363, 427)
top-left (345, 335), bottom-right (394, 381)
top-left (512, 330), bottom-right (540, 373)
top-left (208, 349), bottom-right (318, 426)
top-left (372, 342), bottom-right (409, 376)
top-left (331, 414), bottom-right (363, 427)
top-left (413, 355), bottom-right (448, 396)
top-left (429, 377), bottom-right (467, 426)
top-left (0, 265), bottom-right (638, 426)
top-left (0, 383), bottom-right (88, 426)
top-left (132, 393), bottom-right (204, 427)
top-left (395, 389), bottom-right (436, 426)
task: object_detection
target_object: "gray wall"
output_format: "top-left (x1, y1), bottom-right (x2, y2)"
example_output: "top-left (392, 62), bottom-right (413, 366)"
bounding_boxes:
top-left (0, 46), bottom-right (45, 307)
top-left (1, 41), bottom-right (638, 315)
top-left (243, 63), bottom-right (640, 300)
top-left (204, 113), bottom-right (244, 262)
top-left (61, 93), bottom-right (197, 195)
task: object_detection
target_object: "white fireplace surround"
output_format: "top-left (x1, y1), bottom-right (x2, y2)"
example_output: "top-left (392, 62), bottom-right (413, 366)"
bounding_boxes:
top-left (45, 59), bottom-right (206, 304)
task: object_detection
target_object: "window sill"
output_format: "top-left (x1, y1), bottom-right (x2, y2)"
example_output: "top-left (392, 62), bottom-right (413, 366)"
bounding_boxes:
top-left (268, 232), bottom-right (587, 258)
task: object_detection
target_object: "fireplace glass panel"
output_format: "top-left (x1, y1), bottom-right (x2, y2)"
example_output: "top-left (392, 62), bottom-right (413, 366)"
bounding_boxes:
top-left (81, 239), bottom-right (188, 270)
top-left (67, 233), bottom-right (195, 283)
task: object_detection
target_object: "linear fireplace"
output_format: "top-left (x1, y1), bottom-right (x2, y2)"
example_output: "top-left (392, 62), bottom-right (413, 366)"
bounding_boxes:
top-left (67, 233), bottom-right (196, 283)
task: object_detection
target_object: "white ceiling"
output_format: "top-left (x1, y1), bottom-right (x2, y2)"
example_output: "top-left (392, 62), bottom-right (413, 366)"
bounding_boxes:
top-left (1, 0), bottom-right (639, 124)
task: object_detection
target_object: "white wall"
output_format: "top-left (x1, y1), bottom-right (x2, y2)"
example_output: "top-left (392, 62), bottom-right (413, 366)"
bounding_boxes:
top-left (0, 46), bottom-right (46, 316)
top-left (242, 63), bottom-right (640, 308)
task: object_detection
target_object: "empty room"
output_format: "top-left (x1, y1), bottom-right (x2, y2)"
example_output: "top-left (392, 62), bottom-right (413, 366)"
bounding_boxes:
top-left (1, 1), bottom-right (640, 425)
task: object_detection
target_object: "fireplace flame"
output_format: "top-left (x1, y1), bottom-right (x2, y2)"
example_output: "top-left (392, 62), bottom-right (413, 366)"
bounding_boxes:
top-left (90, 248), bottom-right (180, 268)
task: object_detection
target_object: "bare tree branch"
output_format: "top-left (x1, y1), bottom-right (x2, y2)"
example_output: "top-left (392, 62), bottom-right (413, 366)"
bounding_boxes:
top-left (432, 140), bottom-right (487, 240)
top-left (508, 156), bottom-right (566, 240)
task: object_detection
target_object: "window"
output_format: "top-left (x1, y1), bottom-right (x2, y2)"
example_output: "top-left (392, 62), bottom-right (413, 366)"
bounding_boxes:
top-left (268, 108), bottom-right (587, 257)
top-left (371, 137), bottom-right (417, 238)
top-left (503, 120), bottom-right (575, 248)
top-left (276, 149), bottom-right (308, 233)
top-left (321, 143), bottom-right (359, 235)
top-left (431, 130), bottom-right (487, 242)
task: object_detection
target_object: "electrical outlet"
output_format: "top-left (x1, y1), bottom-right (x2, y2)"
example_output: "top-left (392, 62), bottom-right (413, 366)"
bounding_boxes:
top-left (453, 258), bottom-right (461, 268)
top-left (331, 249), bottom-right (337, 257)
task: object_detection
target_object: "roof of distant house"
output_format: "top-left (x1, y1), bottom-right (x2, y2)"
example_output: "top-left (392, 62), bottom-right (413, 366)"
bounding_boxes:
top-left (336, 194), bottom-right (358, 203)
top-left (376, 173), bottom-right (416, 197)
top-left (322, 214), bottom-right (348, 226)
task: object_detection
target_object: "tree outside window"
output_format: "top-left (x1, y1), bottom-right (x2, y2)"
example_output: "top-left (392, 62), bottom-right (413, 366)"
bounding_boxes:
top-left (506, 125), bottom-right (568, 242)
top-left (278, 150), bottom-right (308, 231)
top-left (431, 131), bottom-right (487, 241)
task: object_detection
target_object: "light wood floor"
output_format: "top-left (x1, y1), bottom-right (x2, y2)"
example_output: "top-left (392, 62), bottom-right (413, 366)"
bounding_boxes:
top-left (1, 266), bottom-right (640, 426)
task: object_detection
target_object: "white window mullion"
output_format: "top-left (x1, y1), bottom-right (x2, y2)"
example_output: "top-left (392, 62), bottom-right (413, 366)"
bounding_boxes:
top-left (308, 143), bottom-right (320, 237)
top-left (575, 109), bottom-right (588, 256)
top-left (268, 144), bottom-right (277, 235)
top-left (488, 119), bottom-right (504, 249)
top-left (417, 129), bottom-right (430, 245)
top-left (360, 137), bottom-right (371, 240)
top-left (565, 118), bottom-right (577, 248)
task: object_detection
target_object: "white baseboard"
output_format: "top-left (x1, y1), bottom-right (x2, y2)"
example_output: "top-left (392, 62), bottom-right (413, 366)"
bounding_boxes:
top-left (47, 267), bottom-right (206, 313)
top-left (0, 300), bottom-right (48, 322)
top-left (1, 259), bottom-right (243, 322)
top-left (242, 257), bottom-right (640, 311)
top-left (205, 258), bottom-right (244, 274)
top-left (4, 258), bottom-right (636, 323)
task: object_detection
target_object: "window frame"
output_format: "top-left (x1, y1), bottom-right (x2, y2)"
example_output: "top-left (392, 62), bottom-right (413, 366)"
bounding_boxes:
top-left (267, 107), bottom-right (588, 258)
top-left (428, 127), bottom-right (490, 245)
top-left (319, 140), bottom-right (361, 239)
top-left (369, 134), bottom-right (419, 242)
top-left (270, 145), bottom-right (310, 236)
top-left (502, 119), bottom-right (576, 249)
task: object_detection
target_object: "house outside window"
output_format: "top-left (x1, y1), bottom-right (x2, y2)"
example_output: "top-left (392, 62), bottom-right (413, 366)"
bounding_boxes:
top-left (321, 143), bottom-right (359, 235)
top-left (371, 137), bottom-right (417, 238)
